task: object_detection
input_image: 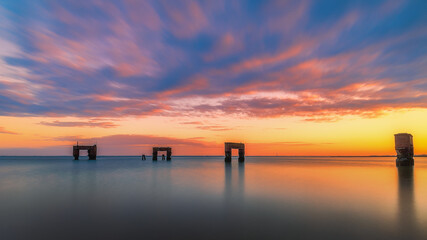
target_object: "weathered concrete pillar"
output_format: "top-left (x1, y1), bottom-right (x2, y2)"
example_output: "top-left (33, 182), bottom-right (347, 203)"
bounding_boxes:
top-left (88, 145), bottom-right (97, 160)
top-left (225, 150), bottom-right (232, 162)
top-left (395, 133), bottom-right (414, 166)
top-left (238, 148), bottom-right (245, 162)
top-left (166, 149), bottom-right (172, 161)
top-left (73, 146), bottom-right (79, 160)
top-left (153, 148), bottom-right (158, 161)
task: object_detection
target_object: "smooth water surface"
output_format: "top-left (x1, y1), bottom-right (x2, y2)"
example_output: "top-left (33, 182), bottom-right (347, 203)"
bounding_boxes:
top-left (1, 156), bottom-right (427, 239)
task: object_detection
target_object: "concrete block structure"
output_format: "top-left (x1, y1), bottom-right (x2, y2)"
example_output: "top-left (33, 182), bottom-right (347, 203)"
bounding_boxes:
top-left (395, 133), bottom-right (414, 166)
top-left (73, 144), bottom-right (97, 160)
top-left (152, 147), bottom-right (172, 161)
top-left (224, 142), bottom-right (245, 162)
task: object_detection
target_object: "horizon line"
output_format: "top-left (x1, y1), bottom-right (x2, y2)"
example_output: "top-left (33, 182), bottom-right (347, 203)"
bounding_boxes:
top-left (1, 155), bottom-right (427, 157)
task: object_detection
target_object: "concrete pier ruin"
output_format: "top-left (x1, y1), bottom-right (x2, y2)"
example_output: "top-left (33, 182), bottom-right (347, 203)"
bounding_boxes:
top-left (152, 147), bottom-right (172, 161)
top-left (395, 133), bottom-right (414, 166)
top-left (73, 144), bottom-right (97, 160)
top-left (225, 142), bottom-right (245, 162)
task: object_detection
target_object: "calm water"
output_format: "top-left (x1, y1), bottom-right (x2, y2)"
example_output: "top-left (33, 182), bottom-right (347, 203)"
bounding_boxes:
top-left (1, 156), bottom-right (427, 239)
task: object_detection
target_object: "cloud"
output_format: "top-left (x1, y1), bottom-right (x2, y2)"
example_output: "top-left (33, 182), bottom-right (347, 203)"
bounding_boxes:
top-left (0, 127), bottom-right (18, 135)
top-left (50, 134), bottom-right (222, 155)
top-left (180, 82), bottom-right (427, 121)
top-left (53, 134), bottom-right (210, 146)
top-left (180, 121), bottom-right (203, 125)
top-left (248, 141), bottom-right (334, 147)
top-left (161, 0), bottom-right (208, 38)
top-left (179, 121), bottom-right (232, 131)
top-left (223, 41), bottom-right (308, 75)
top-left (203, 33), bottom-right (243, 61)
top-left (0, 0), bottom-right (425, 121)
top-left (196, 125), bottom-right (232, 131)
top-left (39, 120), bottom-right (118, 128)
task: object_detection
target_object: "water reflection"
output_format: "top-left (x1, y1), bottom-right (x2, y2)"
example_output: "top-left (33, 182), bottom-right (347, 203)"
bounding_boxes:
top-left (72, 160), bottom-right (97, 199)
top-left (224, 162), bottom-right (245, 204)
top-left (151, 161), bottom-right (172, 201)
top-left (4, 156), bottom-right (427, 239)
top-left (397, 166), bottom-right (416, 237)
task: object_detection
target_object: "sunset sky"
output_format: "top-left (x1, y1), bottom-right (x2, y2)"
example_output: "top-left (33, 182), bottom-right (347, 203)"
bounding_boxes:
top-left (0, 0), bottom-right (426, 156)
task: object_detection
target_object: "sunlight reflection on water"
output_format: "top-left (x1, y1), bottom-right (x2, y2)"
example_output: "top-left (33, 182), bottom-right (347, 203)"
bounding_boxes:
top-left (1, 156), bottom-right (427, 239)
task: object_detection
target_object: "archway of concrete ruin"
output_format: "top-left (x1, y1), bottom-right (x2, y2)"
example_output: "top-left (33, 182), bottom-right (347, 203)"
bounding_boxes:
top-left (152, 147), bottom-right (172, 161)
top-left (224, 142), bottom-right (245, 162)
top-left (73, 144), bottom-right (97, 160)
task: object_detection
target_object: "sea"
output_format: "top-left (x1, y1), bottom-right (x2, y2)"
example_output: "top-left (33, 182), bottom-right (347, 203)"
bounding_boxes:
top-left (1, 156), bottom-right (427, 240)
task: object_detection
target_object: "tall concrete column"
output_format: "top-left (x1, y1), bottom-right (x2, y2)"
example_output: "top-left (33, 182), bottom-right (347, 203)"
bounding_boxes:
top-left (73, 147), bottom-right (79, 160)
top-left (167, 149), bottom-right (172, 160)
top-left (238, 148), bottom-right (245, 162)
top-left (225, 150), bottom-right (232, 162)
top-left (395, 133), bottom-right (414, 166)
top-left (88, 145), bottom-right (97, 160)
top-left (153, 148), bottom-right (158, 161)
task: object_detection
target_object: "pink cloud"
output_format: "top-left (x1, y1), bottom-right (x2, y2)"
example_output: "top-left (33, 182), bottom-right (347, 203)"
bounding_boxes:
top-left (162, 0), bottom-right (208, 38)
top-left (222, 47), bottom-right (384, 96)
top-left (203, 33), bottom-right (244, 61)
top-left (123, 0), bottom-right (162, 31)
top-left (157, 76), bottom-right (209, 98)
top-left (39, 120), bottom-right (118, 128)
top-left (31, 4), bottom-right (160, 77)
top-left (53, 134), bottom-right (222, 155)
top-left (264, 0), bottom-right (309, 33)
top-left (46, 134), bottom-right (337, 155)
top-left (183, 83), bottom-right (427, 121)
top-left (0, 127), bottom-right (18, 135)
top-left (179, 121), bottom-right (232, 131)
top-left (0, 80), bottom-right (39, 104)
top-left (30, 27), bottom-right (159, 77)
top-left (227, 41), bottom-right (307, 74)
top-left (1, 1), bottom-right (425, 124)
top-left (180, 121), bottom-right (203, 125)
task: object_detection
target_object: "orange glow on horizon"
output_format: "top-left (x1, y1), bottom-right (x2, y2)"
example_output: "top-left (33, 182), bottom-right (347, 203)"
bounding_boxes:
top-left (0, 108), bottom-right (426, 156)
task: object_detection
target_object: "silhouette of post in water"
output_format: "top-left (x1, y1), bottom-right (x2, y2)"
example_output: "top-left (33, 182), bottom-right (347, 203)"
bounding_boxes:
top-left (224, 142), bottom-right (245, 162)
top-left (395, 133), bottom-right (414, 166)
top-left (141, 154), bottom-right (146, 160)
top-left (73, 143), bottom-right (97, 160)
top-left (152, 147), bottom-right (172, 161)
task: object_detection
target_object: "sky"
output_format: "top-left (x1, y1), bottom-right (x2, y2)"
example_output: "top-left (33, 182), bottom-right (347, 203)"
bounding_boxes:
top-left (0, 0), bottom-right (426, 156)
